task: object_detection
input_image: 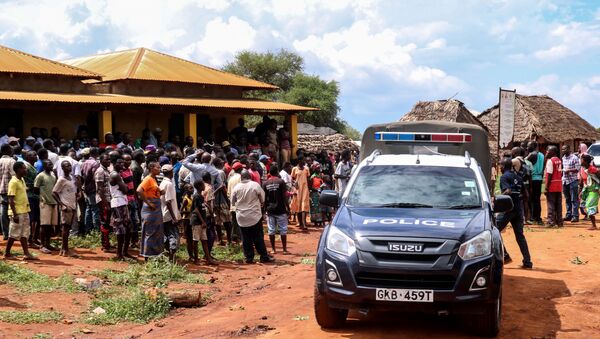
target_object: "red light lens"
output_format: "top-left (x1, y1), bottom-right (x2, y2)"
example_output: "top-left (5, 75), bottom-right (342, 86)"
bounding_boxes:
top-left (431, 134), bottom-right (447, 141)
top-left (464, 135), bottom-right (472, 142)
top-left (447, 134), bottom-right (463, 142)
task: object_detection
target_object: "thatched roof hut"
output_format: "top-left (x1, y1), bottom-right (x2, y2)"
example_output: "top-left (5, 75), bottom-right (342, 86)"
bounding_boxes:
top-left (478, 94), bottom-right (600, 149)
top-left (399, 99), bottom-right (498, 161)
top-left (298, 133), bottom-right (359, 155)
top-left (400, 99), bottom-right (487, 129)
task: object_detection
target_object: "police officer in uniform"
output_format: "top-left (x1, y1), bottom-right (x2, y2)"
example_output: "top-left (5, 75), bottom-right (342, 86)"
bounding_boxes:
top-left (496, 158), bottom-right (533, 269)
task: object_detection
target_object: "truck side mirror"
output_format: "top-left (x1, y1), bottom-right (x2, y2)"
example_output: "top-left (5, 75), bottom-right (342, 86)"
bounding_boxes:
top-left (319, 190), bottom-right (339, 208)
top-left (493, 195), bottom-right (513, 214)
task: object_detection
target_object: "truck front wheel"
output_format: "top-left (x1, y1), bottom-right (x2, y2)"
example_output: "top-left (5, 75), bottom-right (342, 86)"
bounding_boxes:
top-left (469, 293), bottom-right (501, 337)
top-left (314, 286), bottom-right (348, 328)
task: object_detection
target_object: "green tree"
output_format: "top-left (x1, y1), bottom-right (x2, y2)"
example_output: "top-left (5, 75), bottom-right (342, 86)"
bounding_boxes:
top-left (282, 73), bottom-right (341, 128)
top-left (222, 49), bottom-right (303, 93)
top-left (223, 50), bottom-right (361, 140)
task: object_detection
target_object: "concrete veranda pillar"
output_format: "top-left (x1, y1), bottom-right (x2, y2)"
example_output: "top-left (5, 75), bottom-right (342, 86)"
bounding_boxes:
top-left (290, 113), bottom-right (298, 159)
top-left (99, 110), bottom-right (112, 139)
top-left (184, 112), bottom-right (197, 147)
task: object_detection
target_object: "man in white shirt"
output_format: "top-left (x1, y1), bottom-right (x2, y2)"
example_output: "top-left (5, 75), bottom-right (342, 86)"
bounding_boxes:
top-left (231, 170), bottom-right (273, 264)
top-left (54, 144), bottom-right (81, 181)
top-left (160, 164), bottom-right (181, 261)
top-left (43, 139), bottom-right (59, 165)
top-left (334, 150), bottom-right (352, 194)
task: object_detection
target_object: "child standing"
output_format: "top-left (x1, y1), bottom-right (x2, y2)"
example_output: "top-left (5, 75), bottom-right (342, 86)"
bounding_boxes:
top-left (180, 183), bottom-right (194, 261)
top-left (4, 162), bottom-right (34, 260)
top-left (581, 154), bottom-right (599, 230)
top-left (34, 159), bottom-right (58, 254)
top-left (109, 158), bottom-right (132, 260)
top-left (191, 180), bottom-right (217, 265)
top-left (201, 172), bottom-right (217, 254)
top-left (52, 160), bottom-right (78, 257)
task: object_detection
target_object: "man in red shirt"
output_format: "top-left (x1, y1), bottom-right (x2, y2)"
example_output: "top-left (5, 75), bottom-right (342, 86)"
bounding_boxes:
top-left (544, 145), bottom-right (563, 227)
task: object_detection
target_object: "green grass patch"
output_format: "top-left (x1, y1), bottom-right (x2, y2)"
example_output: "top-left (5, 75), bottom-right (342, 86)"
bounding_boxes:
top-left (0, 310), bottom-right (63, 324)
top-left (175, 243), bottom-right (247, 263)
top-left (32, 333), bottom-right (52, 339)
top-left (84, 288), bottom-right (171, 325)
top-left (0, 261), bottom-right (80, 293)
top-left (51, 230), bottom-right (111, 249)
top-left (300, 258), bottom-right (315, 265)
top-left (92, 256), bottom-right (206, 288)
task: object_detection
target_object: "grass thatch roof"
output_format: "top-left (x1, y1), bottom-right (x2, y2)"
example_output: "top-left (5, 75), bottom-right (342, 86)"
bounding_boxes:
top-left (478, 94), bottom-right (600, 144)
top-left (400, 99), bottom-right (490, 131)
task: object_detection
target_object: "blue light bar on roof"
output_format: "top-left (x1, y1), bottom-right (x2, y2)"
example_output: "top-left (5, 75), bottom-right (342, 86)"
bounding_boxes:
top-left (374, 132), bottom-right (472, 143)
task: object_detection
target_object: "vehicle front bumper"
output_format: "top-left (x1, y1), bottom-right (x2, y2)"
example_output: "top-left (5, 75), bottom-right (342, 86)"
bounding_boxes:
top-left (316, 249), bottom-right (501, 315)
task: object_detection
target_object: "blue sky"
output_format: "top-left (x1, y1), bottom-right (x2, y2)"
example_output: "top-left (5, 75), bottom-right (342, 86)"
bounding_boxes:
top-left (1, 0), bottom-right (600, 132)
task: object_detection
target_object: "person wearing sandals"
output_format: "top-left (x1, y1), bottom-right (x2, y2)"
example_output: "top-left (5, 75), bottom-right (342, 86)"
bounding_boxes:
top-left (52, 160), bottom-right (78, 257)
top-left (4, 161), bottom-right (35, 260)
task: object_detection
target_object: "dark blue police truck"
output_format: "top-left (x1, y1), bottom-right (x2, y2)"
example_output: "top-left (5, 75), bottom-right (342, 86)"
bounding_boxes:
top-left (314, 121), bottom-right (513, 337)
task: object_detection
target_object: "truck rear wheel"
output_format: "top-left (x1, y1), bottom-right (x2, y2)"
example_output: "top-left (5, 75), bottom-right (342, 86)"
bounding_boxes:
top-left (470, 294), bottom-right (501, 337)
top-left (314, 286), bottom-right (348, 328)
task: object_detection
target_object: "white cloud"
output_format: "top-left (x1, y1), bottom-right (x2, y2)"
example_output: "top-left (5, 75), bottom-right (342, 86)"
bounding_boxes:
top-left (425, 38), bottom-right (446, 49)
top-left (509, 74), bottom-right (600, 124)
top-left (533, 22), bottom-right (600, 61)
top-left (489, 16), bottom-right (518, 40)
top-left (177, 16), bottom-right (257, 66)
top-left (293, 20), bottom-right (464, 92)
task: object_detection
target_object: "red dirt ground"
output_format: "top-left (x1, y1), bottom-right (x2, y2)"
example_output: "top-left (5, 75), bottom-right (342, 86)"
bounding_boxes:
top-left (2, 201), bottom-right (600, 338)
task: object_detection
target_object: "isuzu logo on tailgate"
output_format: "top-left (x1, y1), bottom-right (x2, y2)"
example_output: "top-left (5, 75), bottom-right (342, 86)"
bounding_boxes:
top-left (388, 243), bottom-right (424, 253)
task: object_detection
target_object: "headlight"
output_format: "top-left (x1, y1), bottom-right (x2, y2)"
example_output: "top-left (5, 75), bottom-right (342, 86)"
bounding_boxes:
top-left (458, 231), bottom-right (491, 260)
top-left (326, 225), bottom-right (356, 257)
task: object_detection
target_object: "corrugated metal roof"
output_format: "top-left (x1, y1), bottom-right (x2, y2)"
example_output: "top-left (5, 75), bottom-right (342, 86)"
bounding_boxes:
top-left (0, 45), bottom-right (102, 79)
top-left (63, 48), bottom-right (279, 90)
top-left (0, 91), bottom-right (316, 111)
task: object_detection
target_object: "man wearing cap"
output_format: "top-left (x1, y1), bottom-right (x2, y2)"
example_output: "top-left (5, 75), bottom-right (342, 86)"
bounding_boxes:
top-left (231, 169), bottom-right (273, 264)
top-left (227, 162), bottom-right (245, 242)
top-left (0, 127), bottom-right (17, 147)
top-left (259, 155), bottom-right (270, 183)
top-left (159, 164), bottom-right (180, 261)
top-left (23, 136), bottom-right (36, 152)
top-left (222, 141), bottom-right (238, 157)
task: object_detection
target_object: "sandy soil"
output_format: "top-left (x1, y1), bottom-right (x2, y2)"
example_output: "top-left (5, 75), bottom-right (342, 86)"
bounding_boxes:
top-left (2, 202), bottom-right (600, 338)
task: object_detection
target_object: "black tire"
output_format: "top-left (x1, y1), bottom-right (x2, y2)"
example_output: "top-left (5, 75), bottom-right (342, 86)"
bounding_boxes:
top-left (470, 294), bottom-right (501, 337)
top-left (314, 286), bottom-right (348, 328)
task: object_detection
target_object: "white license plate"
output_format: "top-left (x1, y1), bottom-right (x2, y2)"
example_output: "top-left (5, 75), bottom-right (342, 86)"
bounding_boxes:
top-left (375, 288), bottom-right (434, 302)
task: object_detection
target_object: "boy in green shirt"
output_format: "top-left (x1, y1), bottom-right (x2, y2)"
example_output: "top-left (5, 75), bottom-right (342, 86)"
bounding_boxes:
top-left (34, 159), bottom-right (58, 254)
top-left (4, 161), bottom-right (34, 260)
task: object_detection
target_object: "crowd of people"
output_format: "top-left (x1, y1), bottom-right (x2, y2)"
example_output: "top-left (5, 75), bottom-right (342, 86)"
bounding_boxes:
top-left (0, 120), bottom-right (357, 265)
top-left (493, 140), bottom-right (599, 270)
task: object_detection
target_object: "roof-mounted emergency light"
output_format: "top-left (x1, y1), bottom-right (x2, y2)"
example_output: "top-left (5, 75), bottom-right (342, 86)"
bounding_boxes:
top-left (374, 132), bottom-right (472, 143)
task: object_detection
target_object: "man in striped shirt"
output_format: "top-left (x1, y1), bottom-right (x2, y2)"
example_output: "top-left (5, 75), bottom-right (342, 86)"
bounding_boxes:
top-left (561, 145), bottom-right (581, 222)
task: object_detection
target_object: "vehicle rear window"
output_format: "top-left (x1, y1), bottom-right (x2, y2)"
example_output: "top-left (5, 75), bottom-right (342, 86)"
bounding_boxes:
top-left (588, 145), bottom-right (600, 157)
top-left (347, 165), bottom-right (482, 208)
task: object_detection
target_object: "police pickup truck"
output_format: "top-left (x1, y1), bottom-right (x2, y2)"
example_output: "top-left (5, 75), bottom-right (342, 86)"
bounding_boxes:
top-left (314, 121), bottom-right (513, 337)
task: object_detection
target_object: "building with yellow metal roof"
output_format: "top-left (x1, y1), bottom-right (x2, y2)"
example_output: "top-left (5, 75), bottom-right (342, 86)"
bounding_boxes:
top-left (0, 45), bottom-right (315, 153)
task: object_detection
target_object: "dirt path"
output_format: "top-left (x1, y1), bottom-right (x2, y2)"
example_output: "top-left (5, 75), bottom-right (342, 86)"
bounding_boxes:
top-left (2, 213), bottom-right (600, 338)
